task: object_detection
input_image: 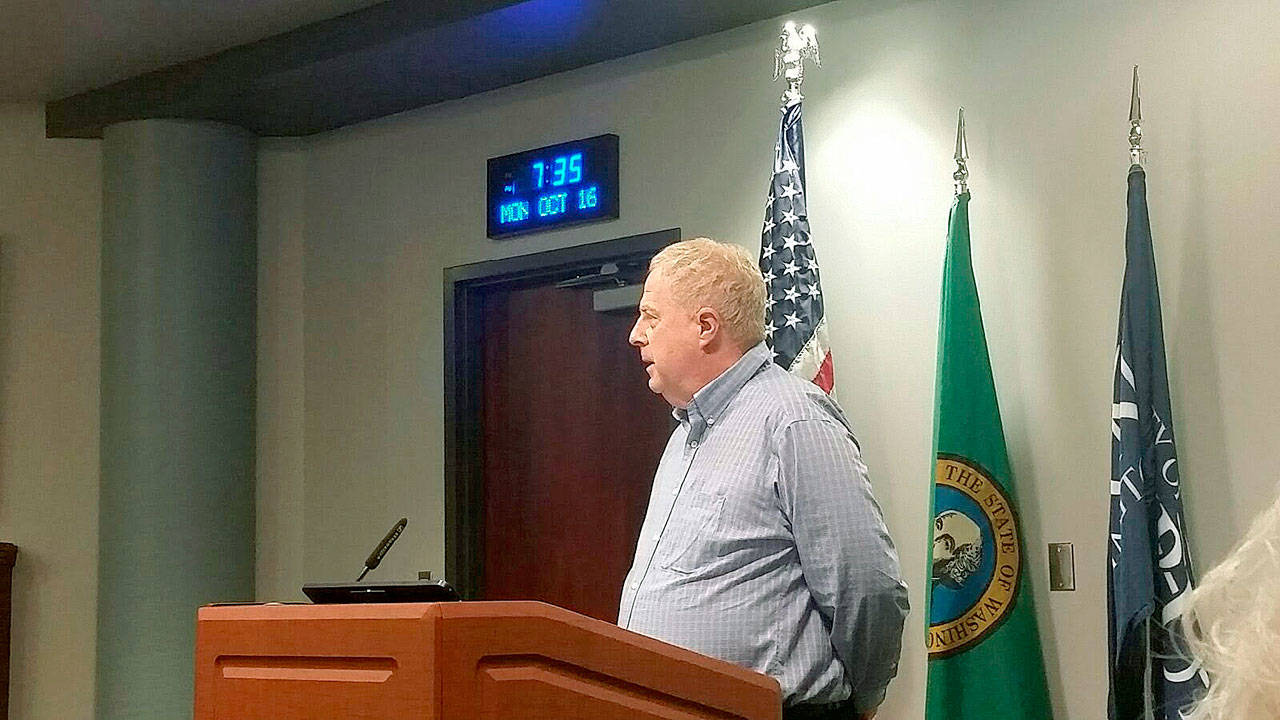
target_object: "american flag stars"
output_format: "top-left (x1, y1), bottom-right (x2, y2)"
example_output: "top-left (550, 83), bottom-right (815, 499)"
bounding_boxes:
top-left (757, 101), bottom-right (835, 393)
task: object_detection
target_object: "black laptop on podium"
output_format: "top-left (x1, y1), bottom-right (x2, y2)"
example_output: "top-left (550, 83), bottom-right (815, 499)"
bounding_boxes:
top-left (302, 578), bottom-right (459, 604)
top-left (302, 517), bottom-right (461, 604)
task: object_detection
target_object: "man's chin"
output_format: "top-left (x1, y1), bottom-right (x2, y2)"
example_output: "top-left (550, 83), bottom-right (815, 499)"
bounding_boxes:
top-left (646, 379), bottom-right (677, 407)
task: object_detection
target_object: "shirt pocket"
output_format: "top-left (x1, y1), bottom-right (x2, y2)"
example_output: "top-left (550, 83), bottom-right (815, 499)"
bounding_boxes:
top-left (659, 491), bottom-right (726, 575)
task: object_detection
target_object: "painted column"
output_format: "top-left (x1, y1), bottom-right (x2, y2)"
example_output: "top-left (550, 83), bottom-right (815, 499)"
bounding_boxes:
top-left (98, 121), bottom-right (256, 719)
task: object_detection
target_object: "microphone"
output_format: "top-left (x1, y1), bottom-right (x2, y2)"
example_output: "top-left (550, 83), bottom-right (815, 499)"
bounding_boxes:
top-left (356, 518), bottom-right (407, 581)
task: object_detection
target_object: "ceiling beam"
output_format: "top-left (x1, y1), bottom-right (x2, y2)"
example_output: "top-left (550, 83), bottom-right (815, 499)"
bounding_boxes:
top-left (46, 0), bottom-right (831, 138)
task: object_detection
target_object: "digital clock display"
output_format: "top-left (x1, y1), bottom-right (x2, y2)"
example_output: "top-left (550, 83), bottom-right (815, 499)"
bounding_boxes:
top-left (487, 134), bottom-right (619, 238)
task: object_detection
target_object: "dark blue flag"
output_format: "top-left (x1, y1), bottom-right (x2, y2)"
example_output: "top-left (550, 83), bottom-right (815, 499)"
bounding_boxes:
top-left (759, 101), bottom-right (833, 392)
top-left (1108, 165), bottom-right (1208, 720)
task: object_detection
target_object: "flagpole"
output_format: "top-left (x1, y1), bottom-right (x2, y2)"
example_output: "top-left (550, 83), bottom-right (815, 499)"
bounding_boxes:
top-left (1129, 66), bottom-right (1143, 167)
top-left (1133, 66), bottom-right (1152, 710)
top-left (1130, 65), bottom-right (1157, 719)
top-left (761, 20), bottom-right (835, 393)
top-left (926, 103), bottom-right (1054, 720)
top-left (1108, 65), bottom-right (1210, 719)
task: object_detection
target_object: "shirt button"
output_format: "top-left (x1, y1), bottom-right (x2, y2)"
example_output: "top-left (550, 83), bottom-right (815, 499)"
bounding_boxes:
top-left (689, 440), bottom-right (698, 448)
top-left (629, 581), bottom-right (638, 590)
top-left (671, 487), bottom-right (679, 496)
top-left (707, 417), bottom-right (716, 425)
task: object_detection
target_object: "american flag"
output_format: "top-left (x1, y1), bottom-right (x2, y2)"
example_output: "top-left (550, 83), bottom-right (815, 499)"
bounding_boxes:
top-left (760, 101), bottom-right (834, 393)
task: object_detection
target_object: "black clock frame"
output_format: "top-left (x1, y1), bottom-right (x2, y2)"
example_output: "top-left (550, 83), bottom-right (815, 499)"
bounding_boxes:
top-left (486, 134), bottom-right (620, 239)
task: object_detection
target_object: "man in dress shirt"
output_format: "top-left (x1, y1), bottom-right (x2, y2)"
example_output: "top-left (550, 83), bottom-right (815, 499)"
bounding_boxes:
top-left (618, 237), bottom-right (909, 720)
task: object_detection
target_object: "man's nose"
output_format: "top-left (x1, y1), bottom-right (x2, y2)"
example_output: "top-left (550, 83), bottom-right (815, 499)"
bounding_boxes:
top-left (628, 320), bottom-right (644, 347)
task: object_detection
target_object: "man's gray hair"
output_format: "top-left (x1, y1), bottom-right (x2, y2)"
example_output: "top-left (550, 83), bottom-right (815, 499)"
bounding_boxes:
top-left (649, 237), bottom-right (767, 351)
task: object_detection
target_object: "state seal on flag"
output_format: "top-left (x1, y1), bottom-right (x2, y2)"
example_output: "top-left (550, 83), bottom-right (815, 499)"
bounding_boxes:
top-left (927, 454), bottom-right (1022, 659)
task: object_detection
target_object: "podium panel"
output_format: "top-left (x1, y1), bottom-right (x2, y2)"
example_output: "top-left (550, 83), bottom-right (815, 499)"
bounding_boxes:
top-left (196, 604), bottom-right (437, 719)
top-left (195, 601), bottom-right (781, 720)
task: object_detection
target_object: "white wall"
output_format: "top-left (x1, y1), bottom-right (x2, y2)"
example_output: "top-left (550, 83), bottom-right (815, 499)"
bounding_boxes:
top-left (0, 104), bottom-right (100, 719)
top-left (255, 1), bottom-right (1280, 718)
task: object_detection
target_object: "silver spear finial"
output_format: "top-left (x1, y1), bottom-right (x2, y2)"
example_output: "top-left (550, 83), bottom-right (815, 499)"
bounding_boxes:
top-left (1129, 65), bottom-right (1143, 167)
top-left (954, 107), bottom-right (969, 195)
top-left (774, 21), bottom-right (820, 108)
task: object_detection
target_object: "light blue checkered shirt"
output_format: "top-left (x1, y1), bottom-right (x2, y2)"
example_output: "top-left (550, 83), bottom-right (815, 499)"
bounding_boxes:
top-left (618, 343), bottom-right (908, 710)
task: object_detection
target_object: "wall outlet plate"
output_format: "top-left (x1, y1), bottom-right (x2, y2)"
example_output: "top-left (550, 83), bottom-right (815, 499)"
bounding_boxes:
top-left (1048, 542), bottom-right (1075, 591)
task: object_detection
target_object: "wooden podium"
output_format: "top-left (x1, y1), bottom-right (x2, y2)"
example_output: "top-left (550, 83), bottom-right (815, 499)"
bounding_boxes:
top-left (194, 601), bottom-right (781, 719)
top-left (0, 544), bottom-right (14, 720)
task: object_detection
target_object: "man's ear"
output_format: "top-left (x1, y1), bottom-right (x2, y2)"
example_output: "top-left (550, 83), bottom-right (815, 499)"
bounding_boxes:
top-left (695, 307), bottom-right (721, 349)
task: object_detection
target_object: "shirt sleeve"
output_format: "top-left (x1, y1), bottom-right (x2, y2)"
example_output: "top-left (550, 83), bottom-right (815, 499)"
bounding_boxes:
top-left (774, 417), bottom-right (910, 712)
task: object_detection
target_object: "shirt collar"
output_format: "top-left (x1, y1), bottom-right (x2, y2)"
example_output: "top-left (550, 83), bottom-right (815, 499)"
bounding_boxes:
top-left (674, 342), bottom-right (773, 441)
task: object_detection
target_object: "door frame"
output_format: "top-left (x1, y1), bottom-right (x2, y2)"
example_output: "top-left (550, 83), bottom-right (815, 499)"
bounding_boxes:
top-left (442, 228), bottom-right (679, 599)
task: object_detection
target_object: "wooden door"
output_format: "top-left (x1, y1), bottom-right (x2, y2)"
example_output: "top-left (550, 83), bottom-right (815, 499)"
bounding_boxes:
top-left (479, 282), bottom-right (672, 622)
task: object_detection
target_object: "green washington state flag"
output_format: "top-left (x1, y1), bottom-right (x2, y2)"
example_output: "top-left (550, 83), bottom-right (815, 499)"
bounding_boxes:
top-left (926, 191), bottom-right (1053, 719)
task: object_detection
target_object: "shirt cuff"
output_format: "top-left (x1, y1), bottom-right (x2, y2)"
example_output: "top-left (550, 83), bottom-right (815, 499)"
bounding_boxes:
top-left (851, 685), bottom-right (887, 714)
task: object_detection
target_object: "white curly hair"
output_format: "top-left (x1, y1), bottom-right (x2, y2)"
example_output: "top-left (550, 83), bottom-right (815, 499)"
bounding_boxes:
top-left (1181, 488), bottom-right (1280, 719)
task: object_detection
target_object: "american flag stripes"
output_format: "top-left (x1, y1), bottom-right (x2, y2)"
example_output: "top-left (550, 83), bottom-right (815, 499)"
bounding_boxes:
top-left (759, 101), bottom-right (834, 393)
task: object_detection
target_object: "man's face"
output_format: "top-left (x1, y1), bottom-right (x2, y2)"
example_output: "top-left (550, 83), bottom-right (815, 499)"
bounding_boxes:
top-left (628, 267), bottom-right (704, 408)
